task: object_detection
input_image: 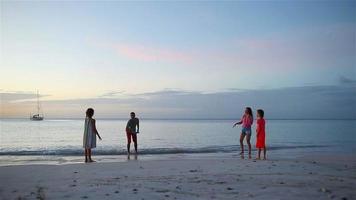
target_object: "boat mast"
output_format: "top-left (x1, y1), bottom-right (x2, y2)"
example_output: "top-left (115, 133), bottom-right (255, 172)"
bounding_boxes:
top-left (37, 90), bottom-right (40, 115)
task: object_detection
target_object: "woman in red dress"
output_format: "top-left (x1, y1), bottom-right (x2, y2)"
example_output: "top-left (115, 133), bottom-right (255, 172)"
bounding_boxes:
top-left (256, 109), bottom-right (267, 160)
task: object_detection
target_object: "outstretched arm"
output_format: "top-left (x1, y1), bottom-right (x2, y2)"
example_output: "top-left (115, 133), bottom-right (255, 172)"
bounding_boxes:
top-left (233, 120), bottom-right (242, 127)
top-left (93, 120), bottom-right (102, 140)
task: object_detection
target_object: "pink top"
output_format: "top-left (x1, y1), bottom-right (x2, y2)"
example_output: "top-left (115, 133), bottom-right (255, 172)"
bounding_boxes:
top-left (242, 114), bottom-right (253, 128)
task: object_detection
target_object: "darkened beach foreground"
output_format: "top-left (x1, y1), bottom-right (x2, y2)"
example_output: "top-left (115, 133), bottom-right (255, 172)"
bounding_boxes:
top-left (0, 153), bottom-right (355, 200)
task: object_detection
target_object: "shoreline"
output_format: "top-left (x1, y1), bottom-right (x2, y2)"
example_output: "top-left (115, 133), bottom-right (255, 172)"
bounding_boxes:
top-left (0, 152), bottom-right (355, 200)
top-left (0, 145), bottom-right (353, 167)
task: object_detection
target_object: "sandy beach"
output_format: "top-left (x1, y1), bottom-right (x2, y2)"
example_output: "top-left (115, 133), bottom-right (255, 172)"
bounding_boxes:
top-left (0, 153), bottom-right (355, 200)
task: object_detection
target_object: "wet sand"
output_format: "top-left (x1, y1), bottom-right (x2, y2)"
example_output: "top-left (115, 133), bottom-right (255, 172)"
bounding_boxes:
top-left (0, 153), bottom-right (355, 200)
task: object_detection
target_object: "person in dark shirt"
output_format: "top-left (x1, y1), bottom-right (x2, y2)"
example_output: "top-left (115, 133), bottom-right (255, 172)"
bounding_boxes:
top-left (126, 112), bottom-right (139, 155)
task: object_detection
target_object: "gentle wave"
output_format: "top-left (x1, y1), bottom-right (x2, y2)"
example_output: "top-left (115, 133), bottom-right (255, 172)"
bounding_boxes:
top-left (0, 145), bottom-right (328, 156)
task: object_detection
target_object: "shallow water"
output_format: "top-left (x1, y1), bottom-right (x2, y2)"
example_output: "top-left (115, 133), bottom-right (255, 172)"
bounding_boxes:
top-left (0, 119), bottom-right (355, 164)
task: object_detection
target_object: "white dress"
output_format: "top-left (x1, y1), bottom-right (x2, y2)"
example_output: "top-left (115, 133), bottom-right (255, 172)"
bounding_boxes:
top-left (83, 118), bottom-right (97, 149)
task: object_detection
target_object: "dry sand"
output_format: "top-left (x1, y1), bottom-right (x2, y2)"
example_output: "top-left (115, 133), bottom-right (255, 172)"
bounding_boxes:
top-left (0, 153), bottom-right (355, 200)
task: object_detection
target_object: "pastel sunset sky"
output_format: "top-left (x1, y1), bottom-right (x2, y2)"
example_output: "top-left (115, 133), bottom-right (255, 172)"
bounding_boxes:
top-left (1, 1), bottom-right (355, 119)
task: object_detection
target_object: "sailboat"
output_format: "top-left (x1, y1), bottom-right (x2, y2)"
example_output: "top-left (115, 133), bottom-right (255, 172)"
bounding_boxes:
top-left (30, 90), bottom-right (44, 121)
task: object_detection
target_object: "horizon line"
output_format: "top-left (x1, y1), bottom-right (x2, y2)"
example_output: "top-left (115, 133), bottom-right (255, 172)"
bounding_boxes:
top-left (1, 117), bottom-right (355, 121)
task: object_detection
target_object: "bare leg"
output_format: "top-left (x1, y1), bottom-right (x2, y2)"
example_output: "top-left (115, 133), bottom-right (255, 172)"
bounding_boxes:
top-left (134, 143), bottom-right (138, 154)
top-left (246, 134), bottom-right (252, 158)
top-left (88, 149), bottom-right (94, 162)
top-left (133, 134), bottom-right (138, 154)
top-left (239, 133), bottom-right (245, 154)
top-left (84, 149), bottom-right (88, 163)
top-left (257, 149), bottom-right (261, 160)
top-left (127, 143), bottom-right (131, 155)
top-left (263, 147), bottom-right (267, 160)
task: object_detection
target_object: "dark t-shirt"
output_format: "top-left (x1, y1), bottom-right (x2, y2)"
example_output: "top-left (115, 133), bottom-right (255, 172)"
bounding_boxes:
top-left (126, 118), bottom-right (139, 133)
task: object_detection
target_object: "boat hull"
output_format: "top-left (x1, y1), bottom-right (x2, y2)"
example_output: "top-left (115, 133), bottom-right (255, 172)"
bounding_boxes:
top-left (30, 117), bottom-right (44, 121)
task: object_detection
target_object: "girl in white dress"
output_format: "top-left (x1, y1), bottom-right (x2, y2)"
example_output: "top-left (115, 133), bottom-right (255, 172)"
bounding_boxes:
top-left (83, 108), bottom-right (102, 162)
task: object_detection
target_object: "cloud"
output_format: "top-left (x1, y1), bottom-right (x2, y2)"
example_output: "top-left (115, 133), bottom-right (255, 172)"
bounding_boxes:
top-left (0, 91), bottom-right (49, 103)
top-left (138, 89), bottom-right (200, 97)
top-left (225, 88), bottom-right (250, 92)
top-left (340, 76), bottom-right (356, 85)
top-left (2, 83), bottom-right (355, 119)
top-left (98, 91), bottom-right (124, 98)
top-left (92, 22), bottom-right (355, 72)
top-left (0, 91), bottom-right (50, 117)
top-left (212, 23), bottom-right (356, 70)
top-left (135, 85), bottom-right (356, 119)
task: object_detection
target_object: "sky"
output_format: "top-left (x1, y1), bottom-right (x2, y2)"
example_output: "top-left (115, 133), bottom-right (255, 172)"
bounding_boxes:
top-left (1, 1), bottom-right (355, 119)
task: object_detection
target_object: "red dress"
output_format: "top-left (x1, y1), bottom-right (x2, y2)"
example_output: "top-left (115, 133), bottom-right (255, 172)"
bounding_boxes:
top-left (256, 118), bottom-right (266, 148)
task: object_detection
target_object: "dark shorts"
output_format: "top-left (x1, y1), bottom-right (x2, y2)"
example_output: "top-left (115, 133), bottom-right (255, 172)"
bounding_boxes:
top-left (126, 130), bottom-right (137, 144)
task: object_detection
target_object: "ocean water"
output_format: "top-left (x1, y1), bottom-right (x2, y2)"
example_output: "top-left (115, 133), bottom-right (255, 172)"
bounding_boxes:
top-left (0, 119), bottom-right (355, 164)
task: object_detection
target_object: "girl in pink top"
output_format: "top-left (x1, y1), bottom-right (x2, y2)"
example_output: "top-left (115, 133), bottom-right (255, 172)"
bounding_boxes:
top-left (233, 107), bottom-right (253, 157)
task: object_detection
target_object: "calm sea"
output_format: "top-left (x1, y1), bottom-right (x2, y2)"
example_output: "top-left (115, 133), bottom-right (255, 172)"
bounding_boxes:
top-left (0, 119), bottom-right (355, 164)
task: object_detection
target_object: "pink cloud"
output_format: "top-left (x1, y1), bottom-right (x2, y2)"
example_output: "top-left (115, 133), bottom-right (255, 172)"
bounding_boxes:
top-left (211, 24), bottom-right (355, 71)
top-left (91, 23), bottom-right (354, 71)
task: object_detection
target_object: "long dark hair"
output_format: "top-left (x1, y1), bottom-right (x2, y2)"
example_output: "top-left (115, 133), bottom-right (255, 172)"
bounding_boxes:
top-left (246, 107), bottom-right (253, 120)
top-left (86, 108), bottom-right (94, 118)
